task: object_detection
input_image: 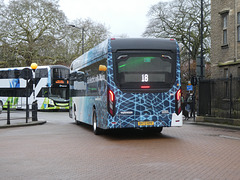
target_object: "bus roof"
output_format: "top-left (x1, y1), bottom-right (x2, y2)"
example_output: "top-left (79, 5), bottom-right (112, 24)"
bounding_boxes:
top-left (71, 39), bottom-right (109, 71)
top-left (110, 38), bottom-right (177, 52)
top-left (70, 38), bottom-right (178, 71)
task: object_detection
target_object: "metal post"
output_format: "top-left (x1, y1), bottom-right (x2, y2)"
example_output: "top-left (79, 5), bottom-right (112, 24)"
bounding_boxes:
top-left (69, 25), bottom-right (85, 55)
top-left (200, 0), bottom-right (204, 79)
top-left (7, 101), bottom-right (10, 125)
top-left (193, 85), bottom-right (196, 121)
top-left (188, 23), bottom-right (198, 81)
top-left (234, 0), bottom-right (238, 62)
top-left (26, 80), bottom-right (29, 123)
top-left (82, 27), bottom-right (84, 55)
top-left (197, 0), bottom-right (204, 117)
top-left (230, 74), bottom-right (233, 118)
top-left (26, 104), bottom-right (29, 123)
top-left (33, 70), bottom-right (35, 101)
top-left (32, 100), bottom-right (38, 121)
top-left (188, 26), bottom-right (191, 80)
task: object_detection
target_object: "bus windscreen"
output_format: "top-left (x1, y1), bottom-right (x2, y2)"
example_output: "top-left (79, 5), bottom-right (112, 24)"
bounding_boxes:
top-left (53, 68), bottom-right (69, 79)
top-left (50, 67), bottom-right (70, 103)
top-left (115, 51), bottom-right (176, 90)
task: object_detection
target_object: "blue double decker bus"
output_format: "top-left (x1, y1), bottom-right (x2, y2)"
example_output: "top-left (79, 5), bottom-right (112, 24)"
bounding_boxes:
top-left (69, 38), bottom-right (182, 134)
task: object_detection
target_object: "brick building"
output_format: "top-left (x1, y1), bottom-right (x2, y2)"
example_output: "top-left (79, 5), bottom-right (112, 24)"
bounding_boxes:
top-left (211, 0), bottom-right (240, 78)
top-left (198, 0), bottom-right (240, 120)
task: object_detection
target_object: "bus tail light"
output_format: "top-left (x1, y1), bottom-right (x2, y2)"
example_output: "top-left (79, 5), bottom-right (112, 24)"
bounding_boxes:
top-left (175, 88), bottom-right (181, 115)
top-left (107, 89), bottom-right (115, 116)
top-left (141, 85), bottom-right (150, 89)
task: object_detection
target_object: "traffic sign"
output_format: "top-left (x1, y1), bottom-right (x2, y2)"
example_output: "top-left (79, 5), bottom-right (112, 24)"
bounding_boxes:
top-left (187, 85), bottom-right (193, 91)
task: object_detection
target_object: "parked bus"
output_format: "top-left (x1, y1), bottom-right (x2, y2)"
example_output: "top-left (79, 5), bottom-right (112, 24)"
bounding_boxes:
top-left (69, 38), bottom-right (182, 134)
top-left (0, 65), bottom-right (69, 111)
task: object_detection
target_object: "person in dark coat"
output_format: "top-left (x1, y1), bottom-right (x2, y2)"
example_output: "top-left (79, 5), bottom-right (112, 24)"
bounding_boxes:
top-left (187, 93), bottom-right (194, 118)
top-left (181, 93), bottom-right (189, 120)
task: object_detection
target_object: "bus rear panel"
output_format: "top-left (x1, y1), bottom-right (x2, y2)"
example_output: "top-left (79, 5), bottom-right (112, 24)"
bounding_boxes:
top-left (107, 38), bottom-right (182, 129)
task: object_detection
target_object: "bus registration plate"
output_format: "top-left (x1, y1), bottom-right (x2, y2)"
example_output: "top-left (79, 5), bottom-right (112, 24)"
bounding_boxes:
top-left (138, 121), bottom-right (154, 126)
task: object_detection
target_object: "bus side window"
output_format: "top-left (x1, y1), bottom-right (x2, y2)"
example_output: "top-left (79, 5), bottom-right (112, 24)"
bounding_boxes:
top-left (77, 72), bottom-right (85, 82)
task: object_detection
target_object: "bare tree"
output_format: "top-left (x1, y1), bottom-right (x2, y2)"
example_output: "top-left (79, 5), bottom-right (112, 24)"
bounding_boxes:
top-left (143, 0), bottom-right (211, 63)
top-left (0, 0), bottom-right (111, 67)
top-left (67, 18), bottom-right (110, 62)
top-left (0, 0), bottom-right (68, 66)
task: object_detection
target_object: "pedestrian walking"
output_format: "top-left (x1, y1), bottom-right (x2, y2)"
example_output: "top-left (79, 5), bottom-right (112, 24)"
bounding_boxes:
top-left (182, 93), bottom-right (189, 120)
top-left (187, 93), bottom-right (194, 118)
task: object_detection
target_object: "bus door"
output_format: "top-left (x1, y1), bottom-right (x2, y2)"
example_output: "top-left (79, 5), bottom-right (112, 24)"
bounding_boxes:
top-left (70, 71), bottom-right (86, 119)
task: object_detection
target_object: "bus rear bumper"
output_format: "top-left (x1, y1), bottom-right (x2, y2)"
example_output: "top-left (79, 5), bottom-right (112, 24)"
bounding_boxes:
top-left (109, 112), bottom-right (183, 129)
top-left (171, 112), bottom-right (183, 126)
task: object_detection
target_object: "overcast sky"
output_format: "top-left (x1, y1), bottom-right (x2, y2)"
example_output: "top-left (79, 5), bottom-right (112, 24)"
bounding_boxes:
top-left (59, 0), bottom-right (170, 37)
top-left (3, 0), bottom-right (170, 37)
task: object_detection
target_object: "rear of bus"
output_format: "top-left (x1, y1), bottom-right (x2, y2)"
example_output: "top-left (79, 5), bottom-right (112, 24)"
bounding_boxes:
top-left (106, 38), bottom-right (182, 131)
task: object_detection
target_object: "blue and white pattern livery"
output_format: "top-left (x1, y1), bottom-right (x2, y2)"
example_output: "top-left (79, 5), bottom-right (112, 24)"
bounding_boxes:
top-left (70, 38), bottom-right (182, 132)
top-left (106, 40), bottom-right (182, 129)
top-left (71, 40), bottom-right (108, 71)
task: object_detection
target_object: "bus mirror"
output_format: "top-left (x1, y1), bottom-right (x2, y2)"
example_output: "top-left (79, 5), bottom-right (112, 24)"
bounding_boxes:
top-left (99, 65), bottom-right (107, 72)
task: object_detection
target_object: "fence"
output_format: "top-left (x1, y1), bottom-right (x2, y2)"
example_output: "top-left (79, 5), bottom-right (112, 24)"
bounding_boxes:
top-left (199, 76), bottom-right (240, 119)
top-left (0, 101), bottom-right (38, 126)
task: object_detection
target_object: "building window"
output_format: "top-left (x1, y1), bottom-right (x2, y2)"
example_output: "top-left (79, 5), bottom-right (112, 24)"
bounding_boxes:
top-left (223, 14), bottom-right (227, 28)
top-left (238, 27), bottom-right (240, 42)
top-left (222, 14), bottom-right (228, 45)
top-left (238, 12), bottom-right (240, 24)
top-left (238, 12), bottom-right (240, 42)
top-left (224, 68), bottom-right (228, 78)
top-left (223, 30), bottom-right (227, 44)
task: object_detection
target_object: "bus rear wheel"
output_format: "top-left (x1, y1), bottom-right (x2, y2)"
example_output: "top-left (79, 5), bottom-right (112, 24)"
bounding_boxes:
top-left (92, 110), bottom-right (101, 135)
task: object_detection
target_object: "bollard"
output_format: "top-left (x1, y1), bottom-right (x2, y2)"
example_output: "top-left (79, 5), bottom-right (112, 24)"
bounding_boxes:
top-left (32, 100), bottom-right (38, 121)
top-left (7, 101), bottom-right (10, 125)
top-left (26, 104), bottom-right (29, 123)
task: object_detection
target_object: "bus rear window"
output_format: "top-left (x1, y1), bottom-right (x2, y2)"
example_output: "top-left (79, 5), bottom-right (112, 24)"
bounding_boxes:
top-left (115, 51), bottom-right (176, 91)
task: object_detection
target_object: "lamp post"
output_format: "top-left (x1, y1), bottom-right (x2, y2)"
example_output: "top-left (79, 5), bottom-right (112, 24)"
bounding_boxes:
top-left (188, 23), bottom-right (198, 122)
top-left (31, 63), bottom-right (38, 100)
top-left (197, 0), bottom-right (204, 117)
top-left (31, 63), bottom-right (38, 121)
top-left (188, 23), bottom-right (198, 80)
top-left (69, 25), bottom-right (85, 54)
top-left (200, 0), bottom-right (204, 79)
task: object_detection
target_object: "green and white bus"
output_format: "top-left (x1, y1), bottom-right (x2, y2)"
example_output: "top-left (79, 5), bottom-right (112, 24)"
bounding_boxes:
top-left (0, 65), bottom-right (69, 111)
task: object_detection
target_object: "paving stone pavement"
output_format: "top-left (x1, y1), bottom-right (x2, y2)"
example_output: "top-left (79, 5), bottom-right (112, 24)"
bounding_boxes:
top-left (0, 111), bottom-right (240, 180)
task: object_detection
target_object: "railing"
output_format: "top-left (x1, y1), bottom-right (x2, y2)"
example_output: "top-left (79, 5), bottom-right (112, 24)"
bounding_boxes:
top-left (0, 101), bottom-right (38, 126)
top-left (199, 77), bottom-right (240, 119)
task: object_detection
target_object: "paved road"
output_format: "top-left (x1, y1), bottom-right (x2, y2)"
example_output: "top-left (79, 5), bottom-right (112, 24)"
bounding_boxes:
top-left (0, 111), bottom-right (240, 180)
